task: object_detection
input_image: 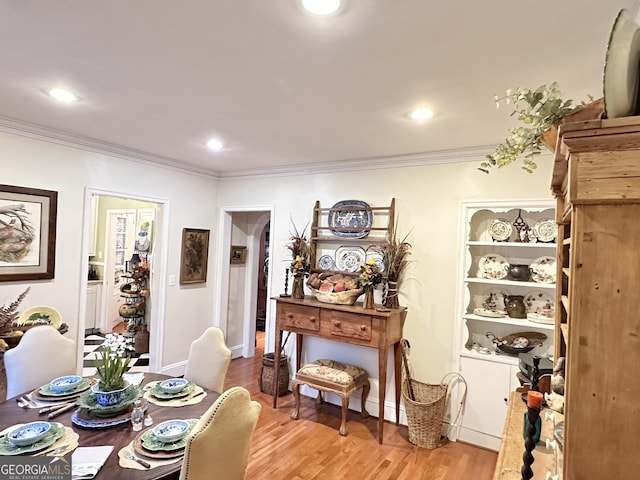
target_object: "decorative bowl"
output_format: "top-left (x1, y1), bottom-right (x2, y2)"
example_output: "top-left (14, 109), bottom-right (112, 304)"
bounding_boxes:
top-left (495, 331), bottom-right (547, 355)
top-left (9, 422), bottom-right (51, 447)
top-left (153, 419), bottom-right (190, 443)
top-left (50, 375), bottom-right (83, 393)
top-left (159, 378), bottom-right (188, 394)
top-left (311, 288), bottom-right (364, 305)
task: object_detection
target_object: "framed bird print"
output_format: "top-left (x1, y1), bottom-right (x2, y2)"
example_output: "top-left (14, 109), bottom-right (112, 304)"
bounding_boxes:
top-left (0, 184), bottom-right (58, 282)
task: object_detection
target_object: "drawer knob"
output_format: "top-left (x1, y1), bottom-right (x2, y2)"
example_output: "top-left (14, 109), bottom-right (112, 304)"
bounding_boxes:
top-left (286, 313), bottom-right (294, 319)
top-left (360, 325), bottom-right (367, 331)
top-left (309, 316), bottom-right (317, 322)
top-left (334, 321), bottom-right (341, 327)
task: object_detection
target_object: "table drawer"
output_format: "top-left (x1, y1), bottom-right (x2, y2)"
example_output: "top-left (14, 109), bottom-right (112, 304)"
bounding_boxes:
top-left (280, 304), bottom-right (320, 332)
top-left (326, 311), bottom-right (372, 341)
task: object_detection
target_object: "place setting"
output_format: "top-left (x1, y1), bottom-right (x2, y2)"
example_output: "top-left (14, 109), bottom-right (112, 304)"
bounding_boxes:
top-left (143, 378), bottom-right (207, 407)
top-left (118, 418), bottom-right (198, 470)
top-left (0, 420), bottom-right (79, 457)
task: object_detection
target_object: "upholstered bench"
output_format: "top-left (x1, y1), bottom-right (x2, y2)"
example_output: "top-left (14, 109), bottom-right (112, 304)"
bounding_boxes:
top-left (290, 359), bottom-right (370, 436)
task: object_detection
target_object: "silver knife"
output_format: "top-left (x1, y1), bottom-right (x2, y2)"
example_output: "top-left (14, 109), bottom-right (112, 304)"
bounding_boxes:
top-left (39, 402), bottom-right (73, 415)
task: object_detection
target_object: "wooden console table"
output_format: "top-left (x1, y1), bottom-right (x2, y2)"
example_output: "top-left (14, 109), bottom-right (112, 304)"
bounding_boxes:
top-left (272, 296), bottom-right (407, 444)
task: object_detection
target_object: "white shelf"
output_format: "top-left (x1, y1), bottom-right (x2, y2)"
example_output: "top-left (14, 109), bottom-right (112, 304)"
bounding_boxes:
top-left (465, 277), bottom-right (556, 289)
top-left (463, 314), bottom-right (555, 330)
top-left (460, 348), bottom-right (519, 366)
top-left (467, 241), bottom-right (556, 248)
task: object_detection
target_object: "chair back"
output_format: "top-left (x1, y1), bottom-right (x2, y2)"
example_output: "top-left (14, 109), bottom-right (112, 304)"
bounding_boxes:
top-left (184, 327), bottom-right (232, 393)
top-left (179, 386), bottom-right (261, 480)
top-left (4, 326), bottom-right (77, 398)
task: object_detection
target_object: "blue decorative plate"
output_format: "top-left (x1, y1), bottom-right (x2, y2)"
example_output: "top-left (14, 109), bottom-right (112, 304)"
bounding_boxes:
top-left (71, 400), bottom-right (148, 429)
top-left (328, 200), bottom-right (373, 238)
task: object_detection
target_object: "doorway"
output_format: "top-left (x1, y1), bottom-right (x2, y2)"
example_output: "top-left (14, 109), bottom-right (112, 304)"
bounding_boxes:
top-left (80, 188), bottom-right (168, 376)
top-left (256, 222), bottom-right (270, 333)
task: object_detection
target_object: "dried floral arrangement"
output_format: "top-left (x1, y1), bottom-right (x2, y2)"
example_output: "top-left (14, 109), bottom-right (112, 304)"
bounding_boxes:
top-left (0, 287), bottom-right (30, 335)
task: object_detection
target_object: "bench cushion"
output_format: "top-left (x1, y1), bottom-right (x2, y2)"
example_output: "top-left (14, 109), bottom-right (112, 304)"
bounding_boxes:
top-left (297, 359), bottom-right (368, 391)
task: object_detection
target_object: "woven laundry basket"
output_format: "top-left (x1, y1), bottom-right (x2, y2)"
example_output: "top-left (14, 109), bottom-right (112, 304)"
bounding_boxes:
top-left (402, 378), bottom-right (448, 449)
top-left (259, 352), bottom-right (290, 396)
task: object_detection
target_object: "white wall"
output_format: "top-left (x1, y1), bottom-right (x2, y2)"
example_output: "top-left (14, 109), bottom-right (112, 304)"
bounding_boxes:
top-left (217, 155), bottom-right (555, 419)
top-left (0, 131), bottom-right (220, 373)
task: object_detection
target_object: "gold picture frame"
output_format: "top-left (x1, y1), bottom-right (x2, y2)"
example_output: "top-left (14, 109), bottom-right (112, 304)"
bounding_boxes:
top-left (0, 184), bottom-right (58, 282)
top-left (180, 228), bottom-right (210, 284)
top-left (230, 245), bottom-right (247, 265)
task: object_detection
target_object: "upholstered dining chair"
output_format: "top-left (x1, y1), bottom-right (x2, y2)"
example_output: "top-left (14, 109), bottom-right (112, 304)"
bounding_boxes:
top-left (4, 325), bottom-right (77, 399)
top-left (184, 327), bottom-right (232, 393)
top-left (179, 386), bottom-right (261, 480)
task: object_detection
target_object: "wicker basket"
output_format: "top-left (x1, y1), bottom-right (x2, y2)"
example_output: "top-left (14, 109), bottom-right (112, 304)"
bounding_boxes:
top-left (311, 288), bottom-right (363, 305)
top-left (259, 352), bottom-right (290, 396)
top-left (402, 378), bottom-right (448, 449)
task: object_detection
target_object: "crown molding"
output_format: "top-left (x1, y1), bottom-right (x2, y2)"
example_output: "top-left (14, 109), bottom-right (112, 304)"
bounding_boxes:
top-left (0, 114), bottom-right (499, 181)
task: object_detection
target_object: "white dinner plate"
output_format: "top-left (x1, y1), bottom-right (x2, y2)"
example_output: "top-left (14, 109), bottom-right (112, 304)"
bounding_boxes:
top-left (533, 219), bottom-right (557, 243)
top-left (530, 256), bottom-right (556, 284)
top-left (335, 246), bottom-right (365, 273)
top-left (478, 254), bottom-right (509, 280)
top-left (488, 218), bottom-right (512, 242)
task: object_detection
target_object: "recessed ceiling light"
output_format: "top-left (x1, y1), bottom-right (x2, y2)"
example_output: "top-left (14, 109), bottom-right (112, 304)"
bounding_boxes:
top-left (409, 108), bottom-right (434, 122)
top-left (47, 88), bottom-right (79, 103)
top-left (302, 0), bottom-right (341, 15)
top-left (206, 139), bottom-right (224, 151)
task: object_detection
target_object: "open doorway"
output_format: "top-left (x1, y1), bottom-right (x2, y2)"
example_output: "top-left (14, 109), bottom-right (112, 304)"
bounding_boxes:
top-left (81, 189), bottom-right (167, 376)
top-left (256, 222), bottom-right (269, 333)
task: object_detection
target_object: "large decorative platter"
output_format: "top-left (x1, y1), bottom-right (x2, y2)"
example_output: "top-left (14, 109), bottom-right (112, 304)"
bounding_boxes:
top-left (140, 420), bottom-right (198, 452)
top-left (71, 400), bottom-right (148, 429)
top-left (473, 308), bottom-right (507, 318)
top-left (478, 254), bottom-right (509, 280)
top-left (335, 246), bottom-right (365, 273)
top-left (604, 9), bottom-right (640, 118)
top-left (488, 218), bottom-right (512, 242)
top-left (532, 219), bottom-right (557, 243)
top-left (527, 313), bottom-right (555, 325)
top-left (328, 200), bottom-right (373, 238)
top-left (530, 256), bottom-right (556, 284)
top-left (38, 378), bottom-right (92, 397)
top-left (0, 422), bottom-right (65, 456)
top-left (150, 382), bottom-right (196, 400)
top-left (15, 306), bottom-right (62, 328)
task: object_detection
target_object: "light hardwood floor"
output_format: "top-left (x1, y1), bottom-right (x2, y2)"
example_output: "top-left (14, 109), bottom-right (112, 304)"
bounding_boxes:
top-left (225, 332), bottom-right (497, 480)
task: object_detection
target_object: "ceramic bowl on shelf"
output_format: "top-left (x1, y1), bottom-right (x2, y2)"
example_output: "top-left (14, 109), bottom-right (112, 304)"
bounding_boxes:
top-left (159, 378), bottom-right (189, 394)
top-left (49, 375), bottom-right (83, 393)
top-left (153, 419), bottom-right (190, 443)
top-left (8, 422), bottom-right (51, 447)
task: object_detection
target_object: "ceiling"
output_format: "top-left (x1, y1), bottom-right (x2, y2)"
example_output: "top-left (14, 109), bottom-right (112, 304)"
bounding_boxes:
top-left (0, 0), bottom-right (638, 178)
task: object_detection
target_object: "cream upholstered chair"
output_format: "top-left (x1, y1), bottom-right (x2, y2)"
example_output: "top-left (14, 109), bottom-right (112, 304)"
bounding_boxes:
top-left (179, 386), bottom-right (261, 480)
top-left (184, 327), bottom-right (232, 393)
top-left (4, 325), bottom-right (77, 399)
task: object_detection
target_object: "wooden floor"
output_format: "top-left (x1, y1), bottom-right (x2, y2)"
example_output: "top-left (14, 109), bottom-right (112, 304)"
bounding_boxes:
top-left (225, 332), bottom-right (498, 480)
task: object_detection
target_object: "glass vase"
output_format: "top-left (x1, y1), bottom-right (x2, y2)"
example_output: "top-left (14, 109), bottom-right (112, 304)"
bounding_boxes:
top-left (292, 276), bottom-right (305, 299)
top-left (363, 286), bottom-right (375, 309)
top-left (384, 280), bottom-right (400, 309)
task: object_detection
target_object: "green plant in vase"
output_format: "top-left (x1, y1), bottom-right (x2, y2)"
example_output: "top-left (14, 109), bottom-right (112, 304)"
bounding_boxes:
top-left (480, 83), bottom-right (594, 173)
top-left (95, 333), bottom-right (133, 392)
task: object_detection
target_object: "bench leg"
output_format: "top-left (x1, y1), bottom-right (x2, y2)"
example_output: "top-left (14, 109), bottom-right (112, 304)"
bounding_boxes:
top-left (339, 394), bottom-right (348, 436)
top-left (361, 380), bottom-right (370, 418)
top-left (290, 381), bottom-right (301, 420)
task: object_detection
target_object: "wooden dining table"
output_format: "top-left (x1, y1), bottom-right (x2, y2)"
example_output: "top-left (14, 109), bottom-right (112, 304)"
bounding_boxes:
top-left (0, 373), bottom-right (219, 480)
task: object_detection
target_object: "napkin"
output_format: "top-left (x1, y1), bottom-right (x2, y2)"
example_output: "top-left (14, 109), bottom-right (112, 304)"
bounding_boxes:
top-left (123, 372), bottom-right (145, 386)
top-left (71, 446), bottom-right (113, 480)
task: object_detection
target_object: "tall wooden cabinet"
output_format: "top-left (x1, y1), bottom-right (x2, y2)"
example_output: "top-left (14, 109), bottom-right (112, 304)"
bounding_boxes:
top-left (551, 117), bottom-right (640, 479)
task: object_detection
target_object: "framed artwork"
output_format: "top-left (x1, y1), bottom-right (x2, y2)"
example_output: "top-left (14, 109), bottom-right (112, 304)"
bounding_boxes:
top-left (230, 245), bottom-right (247, 265)
top-left (180, 228), bottom-right (210, 284)
top-left (135, 208), bottom-right (155, 253)
top-left (0, 184), bottom-right (58, 282)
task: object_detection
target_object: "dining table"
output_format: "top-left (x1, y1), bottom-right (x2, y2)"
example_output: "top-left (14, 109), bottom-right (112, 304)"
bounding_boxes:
top-left (0, 373), bottom-right (219, 480)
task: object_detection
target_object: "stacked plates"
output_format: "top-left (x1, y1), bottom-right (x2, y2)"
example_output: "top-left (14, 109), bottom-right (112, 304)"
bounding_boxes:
top-left (148, 381), bottom-right (196, 400)
top-left (32, 378), bottom-right (92, 402)
top-left (0, 422), bottom-right (65, 455)
top-left (132, 419), bottom-right (197, 459)
top-left (72, 385), bottom-right (145, 428)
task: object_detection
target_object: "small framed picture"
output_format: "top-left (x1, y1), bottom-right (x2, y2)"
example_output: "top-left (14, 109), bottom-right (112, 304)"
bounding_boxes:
top-left (180, 228), bottom-right (210, 284)
top-left (230, 245), bottom-right (247, 265)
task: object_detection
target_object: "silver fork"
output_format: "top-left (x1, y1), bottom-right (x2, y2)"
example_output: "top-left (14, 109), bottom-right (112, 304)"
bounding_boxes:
top-left (124, 452), bottom-right (151, 468)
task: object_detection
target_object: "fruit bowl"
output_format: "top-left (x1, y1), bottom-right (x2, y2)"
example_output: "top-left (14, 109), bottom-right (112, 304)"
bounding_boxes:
top-left (310, 288), bottom-right (364, 305)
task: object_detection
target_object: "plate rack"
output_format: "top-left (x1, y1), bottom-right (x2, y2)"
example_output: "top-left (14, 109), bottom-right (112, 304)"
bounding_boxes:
top-left (309, 198), bottom-right (395, 275)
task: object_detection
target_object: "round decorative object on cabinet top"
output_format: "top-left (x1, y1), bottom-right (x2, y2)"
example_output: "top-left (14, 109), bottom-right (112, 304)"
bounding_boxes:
top-left (488, 218), bottom-right (512, 242)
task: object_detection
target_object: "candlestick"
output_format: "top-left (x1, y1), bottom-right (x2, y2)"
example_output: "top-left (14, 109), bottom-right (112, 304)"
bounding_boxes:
top-left (279, 268), bottom-right (291, 297)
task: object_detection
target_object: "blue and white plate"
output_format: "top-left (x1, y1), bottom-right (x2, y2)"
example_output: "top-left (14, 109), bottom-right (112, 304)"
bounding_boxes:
top-left (328, 200), bottom-right (373, 238)
top-left (317, 255), bottom-right (334, 270)
top-left (8, 422), bottom-right (51, 446)
top-left (0, 422), bottom-right (64, 455)
top-left (153, 419), bottom-right (190, 443)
